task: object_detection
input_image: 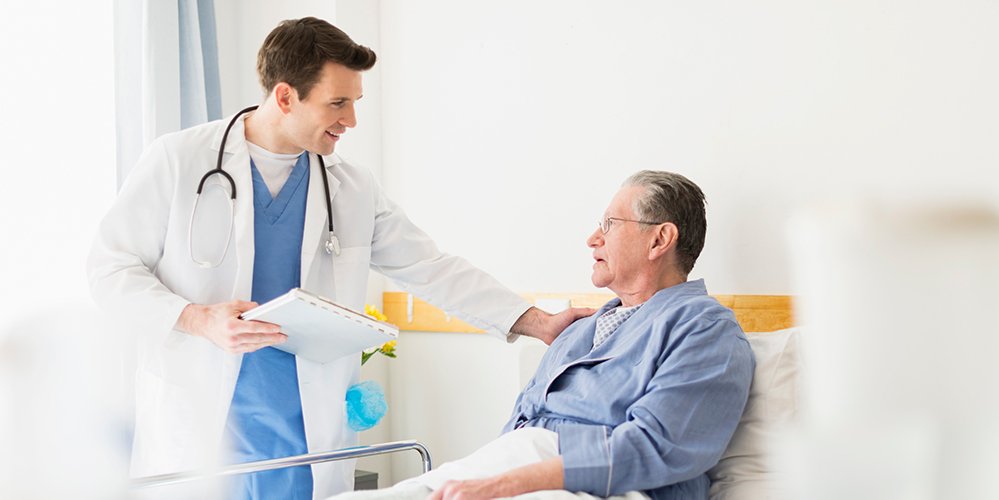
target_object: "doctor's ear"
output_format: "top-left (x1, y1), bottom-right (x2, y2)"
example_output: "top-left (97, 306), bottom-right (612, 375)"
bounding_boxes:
top-left (272, 82), bottom-right (297, 113)
top-left (648, 222), bottom-right (679, 260)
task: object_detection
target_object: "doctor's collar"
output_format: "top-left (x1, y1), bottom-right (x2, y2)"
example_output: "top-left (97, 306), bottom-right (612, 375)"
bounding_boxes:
top-left (209, 110), bottom-right (252, 153)
top-left (208, 111), bottom-right (343, 169)
top-left (319, 152), bottom-right (342, 168)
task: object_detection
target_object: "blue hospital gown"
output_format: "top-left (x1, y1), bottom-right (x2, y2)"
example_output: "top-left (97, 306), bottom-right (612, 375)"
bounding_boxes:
top-left (504, 280), bottom-right (755, 500)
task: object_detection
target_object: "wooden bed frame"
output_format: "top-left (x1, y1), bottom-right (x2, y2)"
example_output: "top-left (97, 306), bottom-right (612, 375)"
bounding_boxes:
top-left (383, 292), bottom-right (794, 333)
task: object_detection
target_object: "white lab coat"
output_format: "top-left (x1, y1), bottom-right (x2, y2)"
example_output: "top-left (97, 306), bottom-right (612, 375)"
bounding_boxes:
top-left (87, 112), bottom-right (531, 499)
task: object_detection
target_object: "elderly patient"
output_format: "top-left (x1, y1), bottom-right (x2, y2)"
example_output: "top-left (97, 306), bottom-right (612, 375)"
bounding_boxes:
top-left (336, 171), bottom-right (754, 500)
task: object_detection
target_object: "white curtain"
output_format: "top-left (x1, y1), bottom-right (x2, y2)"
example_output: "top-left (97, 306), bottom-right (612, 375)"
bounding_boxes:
top-left (179, 0), bottom-right (222, 129)
top-left (114, 0), bottom-right (222, 187)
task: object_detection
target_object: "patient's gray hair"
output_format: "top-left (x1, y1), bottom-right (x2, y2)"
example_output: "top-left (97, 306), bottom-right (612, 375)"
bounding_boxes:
top-left (623, 170), bottom-right (707, 275)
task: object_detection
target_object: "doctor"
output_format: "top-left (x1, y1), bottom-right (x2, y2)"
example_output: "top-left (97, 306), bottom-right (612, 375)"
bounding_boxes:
top-left (87, 17), bottom-right (588, 500)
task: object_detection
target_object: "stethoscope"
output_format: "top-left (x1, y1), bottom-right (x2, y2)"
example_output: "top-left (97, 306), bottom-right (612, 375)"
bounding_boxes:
top-left (189, 105), bottom-right (341, 268)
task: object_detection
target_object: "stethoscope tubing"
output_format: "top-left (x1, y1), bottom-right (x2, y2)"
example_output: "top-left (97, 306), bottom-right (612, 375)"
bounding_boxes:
top-left (191, 105), bottom-right (339, 268)
top-left (196, 105), bottom-right (256, 198)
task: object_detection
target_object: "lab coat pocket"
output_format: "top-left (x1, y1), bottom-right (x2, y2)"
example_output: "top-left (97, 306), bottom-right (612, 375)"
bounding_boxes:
top-left (132, 369), bottom-right (214, 473)
top-left (332, 245), bottom-right (372, 310)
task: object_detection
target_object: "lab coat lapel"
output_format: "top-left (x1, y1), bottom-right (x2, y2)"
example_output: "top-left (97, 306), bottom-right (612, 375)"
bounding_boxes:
top-left (301, 152), bottom-right (341, 284)
top-left (203, 113), bottom-right (255, 406)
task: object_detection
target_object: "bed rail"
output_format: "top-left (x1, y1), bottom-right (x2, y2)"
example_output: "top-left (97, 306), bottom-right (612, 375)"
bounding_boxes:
top-left (132, 440), bottom-right (432, 489)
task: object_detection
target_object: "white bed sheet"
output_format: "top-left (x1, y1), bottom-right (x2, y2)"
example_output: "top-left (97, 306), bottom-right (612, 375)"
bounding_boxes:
top-left (329, 427), bottom-right (650, 500)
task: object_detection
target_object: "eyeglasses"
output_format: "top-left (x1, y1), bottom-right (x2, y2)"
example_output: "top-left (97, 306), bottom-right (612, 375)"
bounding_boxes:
top-left (597, 216), bottom-right (664, 234)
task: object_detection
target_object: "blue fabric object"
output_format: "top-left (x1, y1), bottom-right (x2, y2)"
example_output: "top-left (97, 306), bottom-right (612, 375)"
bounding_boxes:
top-left (224, 154), bottom-right (312, 500)
top-left (503, 280), bottom-right (755, 500)
top-left (346, 381), bottom-right (387, 431)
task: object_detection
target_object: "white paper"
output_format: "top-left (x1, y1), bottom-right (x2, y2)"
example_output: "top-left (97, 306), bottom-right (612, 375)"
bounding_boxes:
top-left (241, 288), bottom-right (398, 363)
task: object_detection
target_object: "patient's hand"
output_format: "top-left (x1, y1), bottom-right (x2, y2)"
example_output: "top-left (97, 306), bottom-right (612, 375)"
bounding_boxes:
top-left (430, 477), bottom-right (509, 500)
top-left (430, 458), bottom-right (565, 500)
top-left (511, 306), bottom-right (597, 345)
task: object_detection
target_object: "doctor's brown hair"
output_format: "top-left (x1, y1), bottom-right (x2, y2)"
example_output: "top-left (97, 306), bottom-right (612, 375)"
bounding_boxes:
top-left (257, 17), bottom-right (376, 100)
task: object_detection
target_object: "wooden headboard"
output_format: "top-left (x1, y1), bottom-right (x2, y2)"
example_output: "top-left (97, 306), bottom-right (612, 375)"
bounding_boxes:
top-left (383, 292), bottom-right (794, 333)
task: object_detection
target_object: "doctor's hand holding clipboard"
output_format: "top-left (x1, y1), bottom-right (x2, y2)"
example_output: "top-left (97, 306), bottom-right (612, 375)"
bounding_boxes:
top-left (175, 300), bottom-right (286, 354)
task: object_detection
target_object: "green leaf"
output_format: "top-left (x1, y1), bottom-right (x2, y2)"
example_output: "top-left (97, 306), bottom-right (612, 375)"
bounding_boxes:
top-left (361, 351), bottom-right (376, 365)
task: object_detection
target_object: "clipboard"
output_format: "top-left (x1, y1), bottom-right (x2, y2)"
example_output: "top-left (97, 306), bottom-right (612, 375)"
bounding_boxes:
top-left (240, 288), bottom-right (399, 363)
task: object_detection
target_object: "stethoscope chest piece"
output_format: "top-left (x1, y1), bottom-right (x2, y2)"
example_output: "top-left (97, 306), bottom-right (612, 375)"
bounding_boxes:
top-left (326, 233), bottom-right (341, 256)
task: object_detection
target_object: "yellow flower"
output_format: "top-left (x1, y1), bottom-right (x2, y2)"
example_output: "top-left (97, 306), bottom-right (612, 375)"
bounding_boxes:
top-left (361, 306), bottom-right (397, 365)
top-left (380, 340), bottom-right (397, 356)
top-left (364, 304), bottom-right (388, 322)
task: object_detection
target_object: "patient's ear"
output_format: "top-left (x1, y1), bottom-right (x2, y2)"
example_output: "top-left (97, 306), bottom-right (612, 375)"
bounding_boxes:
top-left (649, 222), bottom-right (679, 260)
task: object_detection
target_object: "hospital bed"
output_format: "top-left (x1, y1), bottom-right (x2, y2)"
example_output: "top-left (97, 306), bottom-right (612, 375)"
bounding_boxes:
top-left (380, 292), bottom-right (801, 500)
top-left (133, 293), bottom-right (798, 499)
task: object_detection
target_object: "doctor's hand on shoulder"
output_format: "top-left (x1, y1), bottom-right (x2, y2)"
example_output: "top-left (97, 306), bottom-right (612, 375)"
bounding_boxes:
top-left (512, 306), bottom-right (597, 345)
top-left (176, 300), bottom-right (287, 353)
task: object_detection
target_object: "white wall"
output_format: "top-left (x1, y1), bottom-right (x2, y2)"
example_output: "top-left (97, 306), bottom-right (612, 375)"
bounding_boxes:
top-left (0, 2), bottom-right (116, 325)
top-left (378, 0), bottom-right (999, 296)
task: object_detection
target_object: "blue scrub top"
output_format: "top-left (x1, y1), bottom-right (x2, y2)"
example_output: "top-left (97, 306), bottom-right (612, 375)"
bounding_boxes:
top-left (224, 154), bottom-right (313, 499)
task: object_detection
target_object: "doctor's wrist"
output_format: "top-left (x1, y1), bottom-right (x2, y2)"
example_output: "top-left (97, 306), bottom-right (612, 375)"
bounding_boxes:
top-left (510, 307), bottom-right (546, 342)
top-left (176, 304), bottom-right (207, 336)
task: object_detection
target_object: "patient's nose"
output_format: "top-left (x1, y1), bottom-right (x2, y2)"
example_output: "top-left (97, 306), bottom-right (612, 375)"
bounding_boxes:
top-left (587, 227), bottom-right (603, 247)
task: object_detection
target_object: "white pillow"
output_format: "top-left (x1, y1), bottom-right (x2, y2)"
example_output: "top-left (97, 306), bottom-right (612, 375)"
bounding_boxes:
top-left (708, 327), bottom-right (800, 500)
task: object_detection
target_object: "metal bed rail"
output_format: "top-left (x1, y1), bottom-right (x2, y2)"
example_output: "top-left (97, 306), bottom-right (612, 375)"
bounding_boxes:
top-left (132, 440), bottom-right (432, 490)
